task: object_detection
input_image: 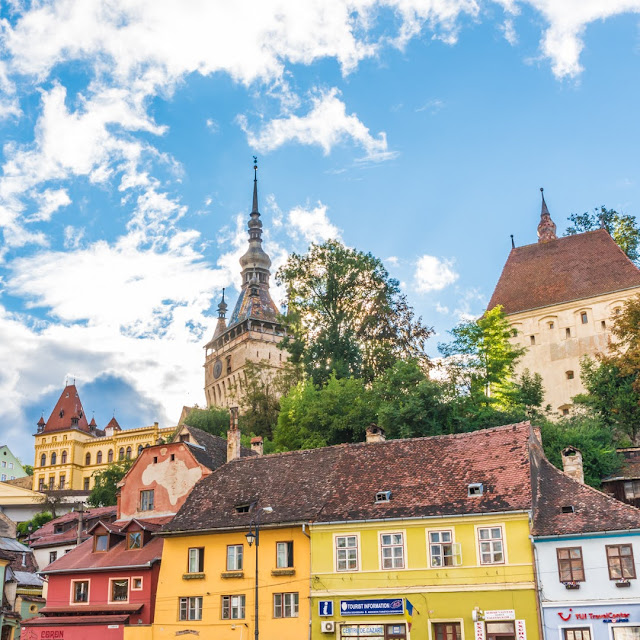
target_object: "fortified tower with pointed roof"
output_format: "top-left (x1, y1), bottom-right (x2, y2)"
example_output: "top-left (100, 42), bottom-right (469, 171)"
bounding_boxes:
top-left (488, 190), bottom-right (640, 414)
top-left (203, 161), bottom-right (287, 409)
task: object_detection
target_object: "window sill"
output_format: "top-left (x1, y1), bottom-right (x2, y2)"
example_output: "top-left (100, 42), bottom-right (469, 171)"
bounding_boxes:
top-left (616, 580), bottom-right (631, 588)
top-left (183, 573), bottom-right (205, 580)
top-left (221, 571), bottom-right (244, 579)
top-left (271, 568), bottom-right (295, 576)
top-left (563, 582), bottom-right (580, 590)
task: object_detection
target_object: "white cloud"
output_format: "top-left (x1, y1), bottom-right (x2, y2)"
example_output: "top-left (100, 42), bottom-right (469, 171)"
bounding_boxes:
top-left (415, 98), bottom-right (445, 114)
top-left (287, 202), bottom-right (341, 244)
top-left (414, 255), bottom-right (459, 293)
top-left (436, 302), bottom-right (450, 314)
top-left (239, 88), bottom-right (396, 161)
top-left (385, 256), bottom-right (399, 266)
top-left (29, 188), bottom-right (71, 222)
top-left (63, 225), bottom-right (85, 250)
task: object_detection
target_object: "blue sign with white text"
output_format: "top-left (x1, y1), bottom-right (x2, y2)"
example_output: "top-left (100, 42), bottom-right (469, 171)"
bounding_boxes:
top-left (319, 600), bottom-right (334, 617)
top-left (340, 599), bottom-right (404, 616)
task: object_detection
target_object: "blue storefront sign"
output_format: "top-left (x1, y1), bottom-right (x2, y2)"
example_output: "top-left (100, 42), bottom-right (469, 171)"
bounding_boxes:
top-left (340, 599), bottom-right (404, 616)
top-left (543, 602), bottom-right (640, 640)
top-left (319, 600), bottom-right (334, 617)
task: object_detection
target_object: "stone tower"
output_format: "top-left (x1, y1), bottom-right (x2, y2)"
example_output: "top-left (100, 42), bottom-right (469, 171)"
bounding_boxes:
top-left (203, 161), bottom-right (287, 408)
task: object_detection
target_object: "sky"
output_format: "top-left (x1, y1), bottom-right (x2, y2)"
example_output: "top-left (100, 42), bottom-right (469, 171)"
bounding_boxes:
top-left (1, 0), bottom-right (640, 466)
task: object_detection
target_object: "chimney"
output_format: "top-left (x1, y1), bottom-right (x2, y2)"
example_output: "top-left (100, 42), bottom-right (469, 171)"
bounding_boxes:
top-left (561, 446), bottom-right (584, 484)
top-left (251, 436), bottom-right (264, 456)
top-left (227, 407), bottom-right (241, 462)
top-left (366, 424), bottom-right (386, 444)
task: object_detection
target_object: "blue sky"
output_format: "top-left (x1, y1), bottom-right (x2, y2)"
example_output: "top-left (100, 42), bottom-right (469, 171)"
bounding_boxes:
top-left (0, 0), bottom-right (639, 465)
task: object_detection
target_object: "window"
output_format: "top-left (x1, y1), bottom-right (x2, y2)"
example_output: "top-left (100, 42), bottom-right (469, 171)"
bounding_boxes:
top-left (111, 579), bottom-right (129, 602)
top-left (132, 577), bottom-right (143, 590)
top-left (276, 541), bottom-right (294, 568)
top-left (51, 452), bottom-right (57, 465)
top-left (557, 547), bottom-right (584, 582)
top-left (581, 312), bottom-right (588, 324)
top-left (273, 592), bottom-right (299, 618)
top-left (138, 445), bottom-right (144, 456)
top-left (227, 544), bottom-right (243, 571)
top-left (107, 449), bottom-right (114, 463)
top-left (468, 483), bottom-right (483, 496)
top-left (429, 530), bottom-right (460, 567)
top-left (548, 321), bottom-right (554, 330)
top-left (179, 596), bottom-right (203, 621)
top-left (118, 447), bottom-right (124, 460)
top-left (40, 453), bottom-right (46, 467)
top-left (380, 532), bottom-right (405, 569)
top-left (73, 580), bottom-right (89, 603)
top-left (564, 629), bottom-right (592, 640)
top-left (59, 474), bottom-right (65, 489)
top-left (566, 371), bottom-right (574, 380)
top-left (126, 446), bottom-right (132, 459)
top-left (140, 489), bottom-right (154, 511)
top-left (221, 595), bottom-right (245, 619)
top-left (566, 327), bottom-right (571, 338)
top-left (128, 532), bottom-right (142, 550)
top-left (601, 321), bottom-right (607, 330)
top-left (0, 474), bottom-right (5, 481)
top-left (8, 463), bottom-right (12, 469)
top-left (61, 450), bottom-right (67, 464)
top-left (624, 480), bottom-right (640, 500)
top-left (49, 477), bottom-right (55, 490)
top-left (85, 452), bottom-right (91, 465)
top-left (49, 551), bottom-right (57, 564)
top-left (1, 461), bottom-right (4, 467)
top-left (336, 535), bottom-right (358, 571)
top-left (478, 527), bottom-right (504, 564)
top-left (530, 335), bottom-right (535, 345)
top-left (434, 623), bottom-right (462, 640)
top-left (612, 628), bottom-right (640, 640)
top-left (94, 534), bottom-right (108, 552)
top-left (188, 547), bottom-right (205, 573)
top-left (607, 544), bottom-right (636, 580)
top-left (96, 451), bottom-right (103, 464)
top-left (38, 477), bottom-right (45, 490)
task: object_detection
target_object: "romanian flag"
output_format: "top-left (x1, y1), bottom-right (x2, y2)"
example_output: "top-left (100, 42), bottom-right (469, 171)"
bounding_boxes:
top-left (405, 599), bottom-right (414, 631)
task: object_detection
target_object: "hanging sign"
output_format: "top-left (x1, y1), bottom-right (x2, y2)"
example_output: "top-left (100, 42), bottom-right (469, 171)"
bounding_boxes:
top-left (340, 599), bottom-right (404, 616)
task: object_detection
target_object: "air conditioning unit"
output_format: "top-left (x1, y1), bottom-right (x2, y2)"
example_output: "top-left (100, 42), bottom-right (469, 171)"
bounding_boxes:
top-left (321, 621), bottom-right (336, 633)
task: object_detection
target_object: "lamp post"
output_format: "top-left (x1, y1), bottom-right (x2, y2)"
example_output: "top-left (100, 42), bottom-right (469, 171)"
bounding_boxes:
top-left (245, 506), bottom-right (273, 640)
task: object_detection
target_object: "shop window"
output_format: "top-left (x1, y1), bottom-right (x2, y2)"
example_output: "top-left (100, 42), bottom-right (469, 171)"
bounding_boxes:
top-left (276, 541), bottom-right (294, 568)
top-left (380, 532), bottom-right (405, 569)
top-left (273, 592), bottom-right (299, 618)
top-left (127, 532), bottom-right (142, 550)
top-left (94, 534), bottom-right (108, 552)
top-left (221, 594), bottom-right (245, 619)
top-left (140, 489), bottom-right (154, 511)
top-left (612, 628), bottom-right (640, 640)
top-left (340, 624), bottom-right (406, 639)
top-left (179, 596), bottom-right (203, 621)
top-left (72, 580), bottom-right (89, 603)
top-left (606, 544), bottom-right (636, 580)
top-left (434, 623), bottom-right (462, 640)
top-left (110, 578), bottom-right (129, 602)
top-left (486, 621), bottom-right (515, 640)
top-left (478, 526), bottom-right (504, 564)
top-left (227, 544), bottom-right (243, 571)
top-left (336, 535), bottom-right (359, 571)
top-left (428, 530), bottom-right (461, 566)
top-left (557, 547), bottom-right (584, 582)
top-left (564, 629), bottom-right (591, 640)
top-left (188, 547), bottom-right (205, 573)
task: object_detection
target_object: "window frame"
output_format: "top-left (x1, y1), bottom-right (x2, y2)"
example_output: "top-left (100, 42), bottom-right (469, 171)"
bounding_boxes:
top-left (127, 531), bottom-right (142, 550)
top-left (139, 489), bottom-right (155, 511)
top-left (131, 576), bottom-right (143, 591)
top-left (476, 525), bottom-right (506, 565)
top-left (556, 546), bottom-right (585, 583)
top-left (273, 592), bottom-right (299, 618)
top-left (49, 550), bottom-right (58, 564)
top-left (276, 541), bottom-right (294, 569)
top-left (221, 594), bottom-right (245, 620)
top-left (108, 577), bottom-right (129, 604)
top-left (188, 547), bottom-right (205, 573)
top-left (563, 628), bottom-right (593, 640)
top-left (334, 533), bottom-right (360, 572)
top-left (94, 534), bottom-right (108, 553)
top-left (179, 596), bottom-right (203, 621)
top-left (226, 544), bottom-right (244, 571)
top-left (427, 529), bottom-right (462, 567)
top-left (70, 579), bottom-right (90, 605)
top-left (606, 544), bottom-right (636, 580)
top-left (379, 531), bottom-right (406, 570)
top-left (432, 621), bottom-right (464, 640)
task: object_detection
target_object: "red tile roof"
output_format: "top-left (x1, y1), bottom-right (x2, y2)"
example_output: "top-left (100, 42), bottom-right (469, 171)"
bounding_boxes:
top-left (488, 230), bottom-right (640, 315)
top-left (42, 384), bottom-right (90, 434)
top-left (164, 422), bottom-right (534, 534)
top-left (30, 507), bottom-right (117, 549)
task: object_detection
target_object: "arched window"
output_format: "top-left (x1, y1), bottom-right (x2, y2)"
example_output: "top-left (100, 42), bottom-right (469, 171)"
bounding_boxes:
top-left (119, 447), bottom-right (125, 460)
top-left (96, 451), bottom-right (103, 464)
top-left (61, 450), bottom-right (67, 464)
top-left (85, 452), bottom-right (91, 466)
top-left (51, 452), bottom-right (57, 465)
top-left (137, 445), bottom-right (143, 456)
top-left (125, 446), bottom-right (132, 459)
top-left (108, 450), bottom-right (114, 463)
top-left (40, 453), bottom-right (46, 467)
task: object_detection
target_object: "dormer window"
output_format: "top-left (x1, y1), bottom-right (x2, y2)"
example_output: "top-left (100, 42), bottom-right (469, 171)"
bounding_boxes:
top-left (235, 504), bottom-right (251, 514)
top-left (94, 534), bottom-right (108, 552)
top-left (375, 491), bottom-right (392, 503)
top-left (468, 483), bottom-right (484, 497)
top-left (561, 505), bottom-right (575, 514)
top-left (128, 532), bottom-right (142, 550)
top-left (59, 409), bottom-right (64, 418)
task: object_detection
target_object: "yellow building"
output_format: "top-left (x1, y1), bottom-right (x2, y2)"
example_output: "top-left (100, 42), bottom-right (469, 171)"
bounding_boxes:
top-left (488, 190), bottom-right (640, 415)
top-left (33, 384), bottom-right (174, 492)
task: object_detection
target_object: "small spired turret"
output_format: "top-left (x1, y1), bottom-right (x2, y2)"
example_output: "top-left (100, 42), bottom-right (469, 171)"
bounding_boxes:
top-left (537, 187), bottom-right (557, 243)
top-left (212, 289), bottom-right (228, 340)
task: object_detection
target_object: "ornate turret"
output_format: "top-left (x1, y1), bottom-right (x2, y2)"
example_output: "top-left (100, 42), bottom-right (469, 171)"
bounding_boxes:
top-left (212, 288), bottom-right (228, 340)
top-left (537, 187), bottom-right (557, 243)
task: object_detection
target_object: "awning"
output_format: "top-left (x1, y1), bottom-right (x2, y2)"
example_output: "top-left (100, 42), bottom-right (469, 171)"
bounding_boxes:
top-left (23, 614), bottom-right (130, 626)
top-left (38, 603), bottom-right (142, 614)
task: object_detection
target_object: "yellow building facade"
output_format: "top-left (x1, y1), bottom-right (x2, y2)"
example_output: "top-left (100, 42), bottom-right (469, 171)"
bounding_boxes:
top-left (143, 526), bottom-right (310, 640)
top-left (310, 513), bottom-right (539, 640)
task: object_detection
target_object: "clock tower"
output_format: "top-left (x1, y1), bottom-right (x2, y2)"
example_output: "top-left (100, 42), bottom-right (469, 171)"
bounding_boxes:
top-left (203, 161), bottom-right (287, 408)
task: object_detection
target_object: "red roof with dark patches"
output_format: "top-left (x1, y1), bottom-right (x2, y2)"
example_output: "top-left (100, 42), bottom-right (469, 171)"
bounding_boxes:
top-left (30, 507), bottom-right (117, 549)
top-left (164, 422), bottom-right (534, 533)
top-left (42, 384), bottom-right (90, 434)
top-left (488, 230), bottom-right (640, 315)
top-left (531, 450), bottom-right (640, 537)
top-left (105, 416), bottom-right (121, 430)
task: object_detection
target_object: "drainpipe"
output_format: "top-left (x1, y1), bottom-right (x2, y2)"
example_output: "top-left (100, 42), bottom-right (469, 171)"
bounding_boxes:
top-left (302, 524), bottom-right (312, 640)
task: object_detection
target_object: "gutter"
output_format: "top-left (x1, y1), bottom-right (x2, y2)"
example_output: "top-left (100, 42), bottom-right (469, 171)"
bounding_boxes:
top-left (159, 520), bottom-right (310, 537)
top-left (40, 558), bottom-right (160, 576)
top-left (533, 528), bottom-right (640, 541)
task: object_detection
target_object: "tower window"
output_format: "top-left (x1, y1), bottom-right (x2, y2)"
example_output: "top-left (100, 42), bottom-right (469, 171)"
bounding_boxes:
top-left (548, 321), bottom-right (554, 329)
top-left (566, 371), bottom-right (574, 380)
top-left (601, 321), bottom-right (606, 330)
top-left (581, 312), bottom-right (588, 324)
top-left (565, 328), bottom-right (571, 339)
top-left (530, 335), bottom-right (535, 346)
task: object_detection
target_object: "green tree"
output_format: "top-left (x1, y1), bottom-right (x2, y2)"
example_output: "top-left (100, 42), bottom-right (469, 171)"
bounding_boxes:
top-left (438, 306), bottom-right (525, 408)
top-left (23, 464), bottom-right (34, 476)
top-left (565, 206), bottom-right (640, 263)
top-left (87, 459), bottom-right (134, 507)
top-left (17, 512), bottom-right (53, 538)
top-left (277, 240), bottom-right (432, 386)
top-left (183, 406), bottom-right (230, 438)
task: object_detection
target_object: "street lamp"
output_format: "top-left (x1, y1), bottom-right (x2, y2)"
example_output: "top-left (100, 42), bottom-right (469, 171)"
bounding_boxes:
top-left (245, 506), bottom-right (273, 640)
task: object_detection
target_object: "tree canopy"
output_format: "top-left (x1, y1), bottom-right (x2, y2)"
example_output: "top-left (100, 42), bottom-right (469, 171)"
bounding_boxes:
top-left (87, 459), bottom-right (134, 507)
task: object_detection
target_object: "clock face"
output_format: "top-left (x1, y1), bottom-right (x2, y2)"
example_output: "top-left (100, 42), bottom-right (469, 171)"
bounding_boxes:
top-left (213, 359), bottom-right (223, 379)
